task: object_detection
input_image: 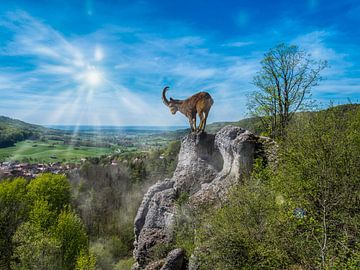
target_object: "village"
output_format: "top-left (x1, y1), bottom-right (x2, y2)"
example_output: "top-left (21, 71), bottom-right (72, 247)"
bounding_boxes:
top-left (0, 161), bottom-right (77, 179)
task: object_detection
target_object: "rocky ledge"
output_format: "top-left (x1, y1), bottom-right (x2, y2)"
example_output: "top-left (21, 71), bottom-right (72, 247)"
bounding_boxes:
top-left (132, 126), bottom-right (276, 270)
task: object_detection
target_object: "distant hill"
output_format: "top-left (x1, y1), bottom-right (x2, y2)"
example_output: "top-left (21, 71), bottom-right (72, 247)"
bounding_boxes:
top-left (205, 116), bottom-right (264, 134)
top-left (0, 116), bottom-right (57, 148)
top-left (163, 115), bottom-right (265, 136)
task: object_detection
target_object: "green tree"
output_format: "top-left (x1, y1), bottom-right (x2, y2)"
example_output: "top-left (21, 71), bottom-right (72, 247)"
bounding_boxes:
top-left (249, 43), bottom-right (327, 138)
top-left (54, 208), bottom-right (88, 270)
top-left (27, 173), bottom-right (71, 213)
top-left (29, 199), bottom-right (57, 229)
top-left (11, 222), bottom-right (61, 270)
top-left (0, 178), bottom-right (29, 269)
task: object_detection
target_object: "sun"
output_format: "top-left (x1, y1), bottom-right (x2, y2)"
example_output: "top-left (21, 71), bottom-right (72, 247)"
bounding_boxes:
top-left (84, 69), bottom-right (102, 86)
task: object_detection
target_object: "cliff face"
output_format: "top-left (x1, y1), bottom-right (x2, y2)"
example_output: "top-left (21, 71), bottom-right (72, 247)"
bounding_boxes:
top-left (132, 126), bottom-right (276, 270)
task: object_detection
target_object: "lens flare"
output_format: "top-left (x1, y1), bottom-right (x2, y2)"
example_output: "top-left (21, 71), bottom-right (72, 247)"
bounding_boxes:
top-left (85, 70), bottom-right (102, 86)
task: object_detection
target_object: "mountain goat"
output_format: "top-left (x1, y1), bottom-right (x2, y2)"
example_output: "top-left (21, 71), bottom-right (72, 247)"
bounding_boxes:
top-left (162, 86), bottom-right (214, 132)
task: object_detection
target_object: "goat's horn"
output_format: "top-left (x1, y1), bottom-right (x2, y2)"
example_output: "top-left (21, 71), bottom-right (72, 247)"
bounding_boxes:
top-left (162, 86), bottom-right (170, 106)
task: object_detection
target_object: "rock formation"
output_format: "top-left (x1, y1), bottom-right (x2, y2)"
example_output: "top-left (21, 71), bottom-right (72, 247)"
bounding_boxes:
top-left (132, 126), bottom-right (276, 270)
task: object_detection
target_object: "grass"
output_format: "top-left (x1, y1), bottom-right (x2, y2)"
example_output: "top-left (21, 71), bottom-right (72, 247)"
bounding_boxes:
top-left (0, 140), bottom-right (112, 163)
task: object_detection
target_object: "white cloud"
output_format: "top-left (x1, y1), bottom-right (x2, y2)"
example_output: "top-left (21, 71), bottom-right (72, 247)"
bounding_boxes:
top-left (222, 41), bottom-right (254, 47)
top-left (292, 30), bottom-right (350, 76)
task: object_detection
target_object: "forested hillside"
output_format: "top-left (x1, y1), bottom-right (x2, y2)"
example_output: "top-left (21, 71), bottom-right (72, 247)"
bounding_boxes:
top-left (0, 116), bottom-right (49, 147)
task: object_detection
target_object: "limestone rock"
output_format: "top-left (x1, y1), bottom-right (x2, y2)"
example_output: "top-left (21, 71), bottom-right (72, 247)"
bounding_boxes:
top-left (132, 126), bottom-right (276, 269)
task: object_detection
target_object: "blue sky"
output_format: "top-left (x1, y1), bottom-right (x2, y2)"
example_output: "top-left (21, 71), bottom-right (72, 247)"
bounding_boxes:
top-left (0, 0), bottom-right (359, 125)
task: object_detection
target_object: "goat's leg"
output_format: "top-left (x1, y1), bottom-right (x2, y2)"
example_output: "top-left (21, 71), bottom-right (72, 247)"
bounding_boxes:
top-left (202, 111), bottom-right (208, 131)
top-left (198, 112), bottom-right (205, 132)
top-left (193, 117), bottom-right (197, 132)
top-left (188, 118), bottom-right (194, 132)
top-left (198, 120), bottom-right (203, 131)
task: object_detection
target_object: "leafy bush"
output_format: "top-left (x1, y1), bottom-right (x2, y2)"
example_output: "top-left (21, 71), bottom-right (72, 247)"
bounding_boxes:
top-left (75, 250), bottom-right (96, 270)
top-left (174, 195), bottom-right (196, 257)
top-left (12, 222), bottom-right (61, 270)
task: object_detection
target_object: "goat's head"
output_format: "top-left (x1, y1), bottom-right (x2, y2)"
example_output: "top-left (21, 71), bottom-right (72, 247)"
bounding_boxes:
top-left (162, 86), bottom-right (178, 114)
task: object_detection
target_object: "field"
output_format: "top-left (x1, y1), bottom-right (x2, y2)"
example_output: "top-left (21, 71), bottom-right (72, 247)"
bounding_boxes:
top-left (0, 140), bottom-right (112, 163)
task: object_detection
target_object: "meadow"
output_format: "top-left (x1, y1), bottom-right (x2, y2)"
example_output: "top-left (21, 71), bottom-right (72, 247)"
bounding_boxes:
top-left (0, 140), bottom-right (112, 163)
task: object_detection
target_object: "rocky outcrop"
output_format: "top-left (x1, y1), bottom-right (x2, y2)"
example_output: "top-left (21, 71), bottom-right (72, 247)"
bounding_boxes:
top-left (160, 248), bottom-right (185, 270)
top-left (132, 126), bottom-right (276, 270)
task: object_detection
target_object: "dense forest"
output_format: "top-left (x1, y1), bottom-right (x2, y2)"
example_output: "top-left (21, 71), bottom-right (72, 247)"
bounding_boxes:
top-left (0, 140), bottom-right (180, 269)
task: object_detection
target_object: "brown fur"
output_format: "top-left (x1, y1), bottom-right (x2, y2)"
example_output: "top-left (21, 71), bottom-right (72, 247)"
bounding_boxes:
top-left (162, 86), bottom-right (214, 132)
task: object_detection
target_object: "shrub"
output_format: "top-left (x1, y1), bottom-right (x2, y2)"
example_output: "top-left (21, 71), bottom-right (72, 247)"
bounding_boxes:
top-left (75, 250), bottom-right (96, 270)
top-left (114, 257), bottom-right (135, 270)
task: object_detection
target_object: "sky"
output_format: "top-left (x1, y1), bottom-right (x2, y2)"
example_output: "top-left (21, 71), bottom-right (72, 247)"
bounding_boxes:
top-left (0, 0), bottom-right (359, 126)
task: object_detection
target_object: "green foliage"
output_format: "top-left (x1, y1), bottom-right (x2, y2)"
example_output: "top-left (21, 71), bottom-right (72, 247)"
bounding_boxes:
top-left (271, 105), bottom-right (360, 268)
top-left (0, 115), bottom-right (43, 148)
top-left (54, 208), bottom-right (88, 270)
top-left (12, 222), bottom-right (61, 270)
top-left (129, 156), bottom-right (147, 183)
top-left (29, 199), bottom-right (57, 229)
top-left (114, 257), bottom-right (135, 270)
top-left (108, 235), bottom-right (131, 259)
top-left (174, 207), bottom-right (196, 257)
top-left (0, 174), bottom-right (90, 270)
top-left (75, 250), bottom-right (96, 270)
top-left (0, 177), bottom-right (29, 269)
top-left (174, 192), bottom-right (196, 257)
top-left (195, 183), bottom-right (289, 270)
top-left (175, 192), bottom-right (190, 207)
top-left (27, 173), bottom-right (71, 212)
top-left (149, 242), bottom-right (174, 262)
top-left (89, 240), bottom-right (115, 270)
top-left (144, 140), bottom-right (181, 180)
top-left (89, 235), bottom-right (131, 270)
